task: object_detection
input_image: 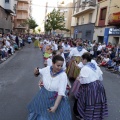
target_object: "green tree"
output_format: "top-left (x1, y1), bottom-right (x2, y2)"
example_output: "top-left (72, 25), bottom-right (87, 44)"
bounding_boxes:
top-left (25, 17), bottom-right (38, 33)
top-left (37, 27), bottom-right (41, 33)
top-left (45, 9), bottom-right (69, 34)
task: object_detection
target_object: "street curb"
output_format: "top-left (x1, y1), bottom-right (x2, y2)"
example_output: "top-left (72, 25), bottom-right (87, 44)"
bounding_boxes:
top-left (0, 49), bottom-right (22, 68)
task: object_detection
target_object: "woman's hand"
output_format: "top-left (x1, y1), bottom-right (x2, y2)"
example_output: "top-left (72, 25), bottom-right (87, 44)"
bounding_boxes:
top-left (34, 68), bottom-right (39, 77)
top-left (47, 106), bottom-right (57, 113)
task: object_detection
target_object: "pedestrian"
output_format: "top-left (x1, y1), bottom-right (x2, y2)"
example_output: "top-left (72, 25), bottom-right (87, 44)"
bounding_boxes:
top-left (73, 52), bottom-right (108, 120)
top-left (27, 55), bottom-right (72, 120)
top-left (66, 42), bottom-right (87, 80)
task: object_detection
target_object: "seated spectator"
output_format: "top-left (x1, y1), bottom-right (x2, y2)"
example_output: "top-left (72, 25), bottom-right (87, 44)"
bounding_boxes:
top-left (111, 63), bottom-right (120, 73)
top-left (99, 54), bottom-right (110, 66)
top-left (106, 42), bottom-right (113, 50)
top-left (106, 58), bottom-right (116, 70)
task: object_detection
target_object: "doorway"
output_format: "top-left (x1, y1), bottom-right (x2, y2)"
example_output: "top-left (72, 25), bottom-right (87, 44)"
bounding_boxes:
top-left (98, 36), bottom-right (104, 43)
top-left (113, 37), bottom-right (119, 45)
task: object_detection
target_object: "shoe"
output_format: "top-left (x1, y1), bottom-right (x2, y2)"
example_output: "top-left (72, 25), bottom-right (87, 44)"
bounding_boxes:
top-left (3, 58), bottom-right (6, 61)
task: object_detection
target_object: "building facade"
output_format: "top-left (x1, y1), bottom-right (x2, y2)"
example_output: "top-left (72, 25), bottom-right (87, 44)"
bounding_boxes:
top-left (14, 0), bottom-right (31, 32)
top-left (72, 0), bottom-right (97, 41)
top-left (0, 0), bottom-right (17, 34)
top-left (93, 0), bottom-right (120, 45)
top-left (56, 0), bottom-right (73, 37)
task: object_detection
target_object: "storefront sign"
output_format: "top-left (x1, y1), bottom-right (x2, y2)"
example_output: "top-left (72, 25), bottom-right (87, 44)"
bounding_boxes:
top-left (104, 28), bottom-right (109, 45)
top-left (109, 28), bottom-right (120, 35)
top-left (74, 29), bottom-right (78, 34)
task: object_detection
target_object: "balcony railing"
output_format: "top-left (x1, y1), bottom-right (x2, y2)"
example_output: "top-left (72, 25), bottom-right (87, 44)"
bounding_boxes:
top-left (17, 15), bottom-right (28, 19)
top-left (18, 0), bottom-right (30, 4)
top-left (73, 0), bottom-right (96, 17)
top-left (17, 6), bottom-right (29, 11)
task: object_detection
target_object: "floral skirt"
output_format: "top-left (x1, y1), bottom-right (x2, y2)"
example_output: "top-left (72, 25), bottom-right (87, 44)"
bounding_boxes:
top-left (27, 87), bottom-right (72, 120)
top-left (74, 80), bottom-right (108, 120)
top-left (66, 56), bottom-right (81, 80)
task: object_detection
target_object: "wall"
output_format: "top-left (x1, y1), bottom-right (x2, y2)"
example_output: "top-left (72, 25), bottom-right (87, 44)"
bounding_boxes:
top-left (0, 7), bottom-right (12, 33)
top-left (74, 23), bottom-right (95, 40)
top-left (96, 0), bottom-right (110, 26)
top-left (93, 27), bottom-right (105, 41)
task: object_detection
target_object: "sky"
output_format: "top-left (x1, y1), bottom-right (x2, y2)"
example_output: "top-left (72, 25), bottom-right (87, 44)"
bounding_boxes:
top-left (32, 0), bottom-right (59, 31)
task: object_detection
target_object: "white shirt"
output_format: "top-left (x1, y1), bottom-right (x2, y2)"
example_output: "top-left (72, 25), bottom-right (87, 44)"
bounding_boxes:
top-left (39, 66), bottom-right (67, 96)
top-left (6, 40), bottom-right (10, 47)
top-left (97, 45), bottom-right (102, 51)
top-left (61, 53), bottom-right (66, 70)
top-left (103, 58), bottom-right (109, 62)
top-left (78, 62), bottom-right (84, 69)
top-left (69, 48), bottom-right (87, 58)
top-left (47, 58), bottom-right (52, 66)
top-left (63, 45), bottom-right (71, 53)
top-left (53, 43), bottom-right (58, 50)
top-left (79, 65), bottom-right (103, 84)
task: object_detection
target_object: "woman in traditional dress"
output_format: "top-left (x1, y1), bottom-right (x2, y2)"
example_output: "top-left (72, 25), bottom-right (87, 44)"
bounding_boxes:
top-left (66, 42), bottom-right (87, 80)
top-left (73, 52), bottom-right (108, 120)
top-left (63, 41), bottom-right (71, 59)
top-left (28, 55), bottom-right (72, 120)
top-left (34, 36), bottom-right (39, 48)
top-left (44, 45), bottom-right (52, 67)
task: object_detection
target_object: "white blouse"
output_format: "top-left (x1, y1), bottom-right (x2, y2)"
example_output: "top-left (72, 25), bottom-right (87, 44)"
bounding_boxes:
top-left (63, 45), bottom-right (71, 53)
top-left (79, 65), bottom-right (103, 84)
top-left (39, 66), bottom-right (67, 96)
top-left (69, 48), bottom-right (87, 58)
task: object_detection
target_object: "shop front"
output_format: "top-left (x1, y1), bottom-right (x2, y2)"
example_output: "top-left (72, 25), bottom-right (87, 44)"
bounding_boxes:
top-left (74, 23), bottom-right (95, 41)
top-left (104, 28), bottom-right (120, 45)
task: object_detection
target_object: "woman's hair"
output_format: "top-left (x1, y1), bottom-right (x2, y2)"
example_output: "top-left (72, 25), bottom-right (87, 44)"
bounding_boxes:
top-left (77, 42), bottom-right (82, 46)
top-left (65, 41), bottom-right (67, 44)
top-left (52, 50), bottom-right (57, 56)
top-left (82, 52), bottom-right (91, 62)
top-left (52, 55), bottom-right (64, 64)
top-left (58, 45), bottom-right (63, 50)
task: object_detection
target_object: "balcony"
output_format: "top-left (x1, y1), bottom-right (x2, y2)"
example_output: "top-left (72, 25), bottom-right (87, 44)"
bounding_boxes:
top-left (17, 15), bottom-right (28, 20)
top-left (18, 0), bottom-right (30, 4)
top-left (73, 7), bottom-right (95, 17)
top-left (108, 12), bottom-right (120, 25)
top-left (17, 6), bottom-right (29, 11)
top-left (73, 0), bottom-right (96, 17)
top-left (4, 2), bottom-right (15, 13)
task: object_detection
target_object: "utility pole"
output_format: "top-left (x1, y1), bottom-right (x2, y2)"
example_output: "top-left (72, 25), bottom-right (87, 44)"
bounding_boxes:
top-left (44, 2), bottom-right (48, 34)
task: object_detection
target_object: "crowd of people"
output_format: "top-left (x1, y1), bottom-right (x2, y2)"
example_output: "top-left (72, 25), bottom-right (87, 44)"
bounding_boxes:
top-left (27, 35), bottom-right (113, 120)
top-left (0, 33), bottom-right (38, 63)
top-left (0, 33), bottom-right (26, 62)
top-left (1, 33), bottom-right (119, 119)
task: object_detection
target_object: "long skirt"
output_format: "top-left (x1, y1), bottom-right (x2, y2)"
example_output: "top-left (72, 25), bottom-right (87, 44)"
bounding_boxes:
top-left (34, 40), bottom-right (39, 47)
top-left (73, 80), bottom-right (108, 120)
top-left (27, 87), bottom-right (72, 120)
top-left (66, 56), bottom-right (81, 80)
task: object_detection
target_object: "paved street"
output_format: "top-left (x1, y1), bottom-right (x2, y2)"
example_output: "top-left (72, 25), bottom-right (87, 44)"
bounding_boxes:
top-left (0, 43), bottom-right (120, 120)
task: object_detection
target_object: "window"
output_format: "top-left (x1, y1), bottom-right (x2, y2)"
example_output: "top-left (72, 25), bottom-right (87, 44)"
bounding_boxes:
top-left (100, 8), bottom-right (107, 20)
top-left (81, 16), bottom-right (84, 24)
top-left (5, 0), bottom-right (9, 3)
top-left (74, 2), bottom-right (77, 11)
top-left (86, 30), bottom-right (91, 37)
top-left (89, 13), bottom-right (92, 23)
top-left (77, 17), bottom-right (79, 25)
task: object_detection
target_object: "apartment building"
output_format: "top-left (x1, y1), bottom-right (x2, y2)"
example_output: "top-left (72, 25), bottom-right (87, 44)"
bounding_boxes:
top-left (56, 0), bottom-right (73, 37)
top-left (72, 0), bottom-right (97, 40)
top-left (14, 0), bottom-right (31, 32)
top-left (93, 0), bottom-right (120, 44)
top-left (0, 0), bottom-right (17, 34)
